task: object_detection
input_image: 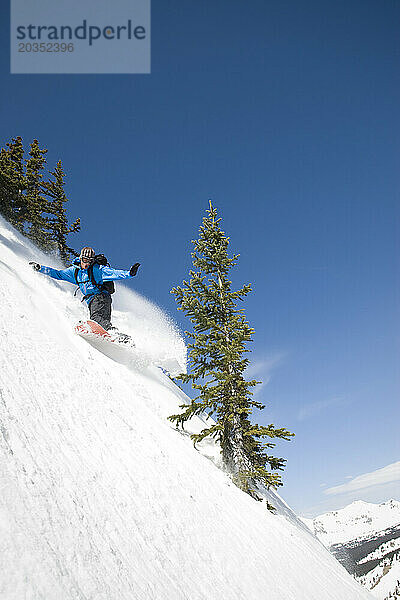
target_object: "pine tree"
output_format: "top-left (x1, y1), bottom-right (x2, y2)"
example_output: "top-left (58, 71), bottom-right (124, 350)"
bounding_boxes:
top-left (25, 139), bottom-right (52, 250)
top-left (0, 136), bottom-right (26, 230)
top-left (0, 146), bottom-right (15, 223)
top-left (42, 160), bottom-right (80, 264)
top-left (0, 137), bottom-right (81, 258)
top-left (170, 202), bottom-right (294, 499)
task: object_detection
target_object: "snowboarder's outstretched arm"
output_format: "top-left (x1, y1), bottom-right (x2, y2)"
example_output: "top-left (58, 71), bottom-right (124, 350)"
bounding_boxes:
top-left (99, 263), bottom-right (140, 281)
top-left (29, 261), bottom-right (140, 284)
top-left (35, 264), bottom-right (77, 284)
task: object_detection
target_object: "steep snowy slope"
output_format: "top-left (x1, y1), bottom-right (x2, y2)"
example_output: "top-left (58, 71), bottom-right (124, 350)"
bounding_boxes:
top-left (0, 217), bottom-right (373, 600)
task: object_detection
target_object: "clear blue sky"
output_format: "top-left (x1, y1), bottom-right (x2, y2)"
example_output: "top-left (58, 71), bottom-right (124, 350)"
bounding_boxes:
top-left (1, 0), bottom-right (398, 516)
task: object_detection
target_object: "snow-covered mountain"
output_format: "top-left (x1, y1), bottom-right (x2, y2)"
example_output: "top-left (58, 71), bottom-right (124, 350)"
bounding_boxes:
top-left (302, 500), bottom-right (400, 600)
top-left (0, 216), bottom-right (373, 599)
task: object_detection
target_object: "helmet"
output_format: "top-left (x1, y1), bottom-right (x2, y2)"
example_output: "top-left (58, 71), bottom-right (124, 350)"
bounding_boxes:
top-left (80, 247), bottom-right (95, 262)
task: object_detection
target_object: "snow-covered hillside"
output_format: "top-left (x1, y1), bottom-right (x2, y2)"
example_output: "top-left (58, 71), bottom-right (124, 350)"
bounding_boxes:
top-left (0, 217), bottom-right (373, 600)
top-left (302, 501), bottom-right (400, 600)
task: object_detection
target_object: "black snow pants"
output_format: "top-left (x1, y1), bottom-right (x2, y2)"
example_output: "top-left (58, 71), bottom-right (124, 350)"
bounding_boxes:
top-left (89, 293), bottom-right (112, 330)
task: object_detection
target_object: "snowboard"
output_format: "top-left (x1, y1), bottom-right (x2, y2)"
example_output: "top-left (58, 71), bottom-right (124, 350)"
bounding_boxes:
top-left (74, 320), bottom-right (182, 376)
top-left (74, 320), bottom-right (145, 368)
top-left (74, 320), bottom-right (132, 344)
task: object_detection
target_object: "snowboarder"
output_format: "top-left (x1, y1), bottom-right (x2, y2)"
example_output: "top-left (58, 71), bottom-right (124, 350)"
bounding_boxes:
top-left (29, 247), bottom-right (140, 342)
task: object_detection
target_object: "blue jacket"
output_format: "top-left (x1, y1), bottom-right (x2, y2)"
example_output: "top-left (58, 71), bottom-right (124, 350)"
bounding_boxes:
top-left (39, 263), bottom-right (133, 305)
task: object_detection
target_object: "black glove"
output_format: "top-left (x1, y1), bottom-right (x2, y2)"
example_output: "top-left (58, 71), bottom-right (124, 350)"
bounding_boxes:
top-left (29, 262), bottom-right (41, 271)
top-left (130, 262), bottom-right (140, 277)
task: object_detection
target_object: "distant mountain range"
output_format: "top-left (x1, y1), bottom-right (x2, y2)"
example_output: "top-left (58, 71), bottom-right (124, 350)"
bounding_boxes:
top-left (302, 500), bottom-right (400, 599)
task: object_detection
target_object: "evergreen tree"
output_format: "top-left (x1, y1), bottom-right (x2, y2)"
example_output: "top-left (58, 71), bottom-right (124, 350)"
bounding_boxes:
top-left (0, 137), bottom-right (81, 258)
top-left (0, 136), bottom-right (26, 230)
top-left (25, 139), bottom-right (52, 250)
top-left (42, 160), bottom-right (80, 264)
top-left (0, 146), bottom-right (15, 223)
top-left (170, 202), bottom-right (294, 499)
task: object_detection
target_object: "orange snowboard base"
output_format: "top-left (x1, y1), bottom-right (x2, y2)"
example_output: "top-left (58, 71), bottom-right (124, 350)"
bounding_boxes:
top-left (74, 320), bottom-right (113, 340)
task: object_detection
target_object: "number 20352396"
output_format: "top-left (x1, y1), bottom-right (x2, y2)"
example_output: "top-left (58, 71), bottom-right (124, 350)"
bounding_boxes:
top-left (18, 42), bottom-right (74, 52)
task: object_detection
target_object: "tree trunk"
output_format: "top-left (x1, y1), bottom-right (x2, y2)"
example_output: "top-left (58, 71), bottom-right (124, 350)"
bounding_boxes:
top-left (217, 271), bottom-right (250, 480)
